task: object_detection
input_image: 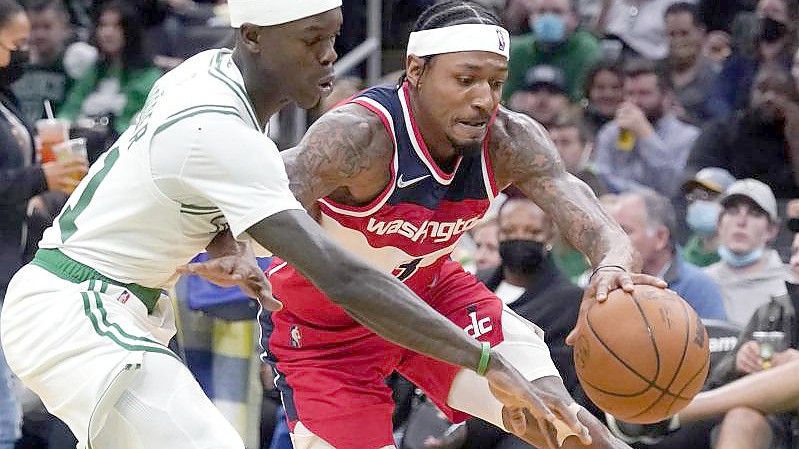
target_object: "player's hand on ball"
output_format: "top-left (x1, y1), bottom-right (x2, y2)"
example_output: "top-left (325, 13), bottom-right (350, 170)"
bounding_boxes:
top-left (176, 244), bottom-right (283, 311)
top-left (566, 268), bottom-right (666, 346)
top-left (484, 354), bottom-right (591, 448)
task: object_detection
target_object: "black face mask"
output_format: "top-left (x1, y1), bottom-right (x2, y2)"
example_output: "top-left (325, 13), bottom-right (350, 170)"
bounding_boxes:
top-left (787, 218), bottom-right (799, 233)
top-left (760, 17), bottom-right (787, 43)
top-left (0, 49), bottom-right (29, 86)
top-left (499, 239), bottom-right (546, 274)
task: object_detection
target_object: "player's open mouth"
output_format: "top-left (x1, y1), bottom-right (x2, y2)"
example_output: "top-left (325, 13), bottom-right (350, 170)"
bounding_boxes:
top-left (456, 119), bottom-right (487, 131)
top-left (318, 75), bottom-right (335, 95)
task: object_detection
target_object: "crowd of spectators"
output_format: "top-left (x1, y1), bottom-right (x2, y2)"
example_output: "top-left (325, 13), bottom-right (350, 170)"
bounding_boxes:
top-left (3, 0), bottom-right (799, 448)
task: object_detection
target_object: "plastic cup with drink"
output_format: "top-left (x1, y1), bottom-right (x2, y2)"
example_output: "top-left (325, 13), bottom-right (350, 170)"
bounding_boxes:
top-left (36, 101), bottom-right (70, 163)
top-left (52, 138), bottom-right (89, 182)
top-left (752, 331), bottom-right (787, 369)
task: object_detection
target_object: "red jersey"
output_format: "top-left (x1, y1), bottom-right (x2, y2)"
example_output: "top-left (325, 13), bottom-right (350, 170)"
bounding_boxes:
top-left (268, 82), bottom-right (501, 328)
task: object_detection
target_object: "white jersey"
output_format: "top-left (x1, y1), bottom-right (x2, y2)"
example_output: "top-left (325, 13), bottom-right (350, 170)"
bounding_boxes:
top-left (39, 49), bottom-right (303, 289)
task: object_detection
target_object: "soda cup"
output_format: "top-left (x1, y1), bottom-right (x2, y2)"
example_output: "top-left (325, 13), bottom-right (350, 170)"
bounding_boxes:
top-left (52, 138), bottom-right (88, 182)
top-left (36, 118), bottom-right (70, 163)
top-left (617, 129), bottom-right (636, 151)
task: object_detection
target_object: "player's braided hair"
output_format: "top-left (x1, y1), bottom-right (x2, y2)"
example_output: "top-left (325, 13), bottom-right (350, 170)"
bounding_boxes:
top-left (0, 0), bottom-right (22, 27)
top-left (399, 0), bottom-right (503, 87)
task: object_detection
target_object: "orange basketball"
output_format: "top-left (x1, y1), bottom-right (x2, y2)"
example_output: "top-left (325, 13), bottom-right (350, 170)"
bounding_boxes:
top-left (573, 285), bottom-right (710, 424)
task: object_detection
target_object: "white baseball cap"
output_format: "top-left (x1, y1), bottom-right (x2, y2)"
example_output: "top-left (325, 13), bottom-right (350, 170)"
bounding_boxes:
top-left (720, 178), bottom-right (778, 222)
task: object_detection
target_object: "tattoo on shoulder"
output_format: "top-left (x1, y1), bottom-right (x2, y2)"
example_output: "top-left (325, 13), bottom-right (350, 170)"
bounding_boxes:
top-left (491, 107), bottom-right (565, 188)
top-left (283, 104), bottom-right (392, 208)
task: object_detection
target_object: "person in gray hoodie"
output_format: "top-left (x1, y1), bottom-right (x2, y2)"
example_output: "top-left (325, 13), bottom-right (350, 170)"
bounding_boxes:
top-left (705, 179), bottom-right (794, 328)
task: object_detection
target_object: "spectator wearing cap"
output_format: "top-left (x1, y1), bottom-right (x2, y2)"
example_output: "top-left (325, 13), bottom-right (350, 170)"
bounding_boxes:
top-left (503, 0), bottom-right (601, 102)
top-left (706, 179), bottom-right (794, 327)
top-left (688, 65), bottom-right (799, 199)
top-left (609, 189), bottom-right (727, 320)
top-left (682, 167), bottom-right (737, 267)
top-left (507, 64), bottom-right (571, 128)
top-left (594, 59), bottom-right (699, 197)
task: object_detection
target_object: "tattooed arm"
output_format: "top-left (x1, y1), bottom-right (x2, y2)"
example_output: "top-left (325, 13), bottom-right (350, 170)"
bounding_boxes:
top-left (493, 108), bottom-right (636, 273)
top-left (491, 108), bottom-right (665, 337)
top-left (281, 103), bottom-right (393, 215)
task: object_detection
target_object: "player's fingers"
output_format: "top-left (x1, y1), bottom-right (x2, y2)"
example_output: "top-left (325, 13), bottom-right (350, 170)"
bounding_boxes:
top-left (629, 273), bottom-right (668, 288)
top-left (594, 277), bottom-right (610, 302)
top-left (259, 292), bottom-right (283, 312)
top-left (617, 272), bottom-right (635, 292)
top-left (552, 402), bottom-right (591, 445)
top-left (507, 408), bottom-right (527, 435)
top-left (537, 416), bottom-right (558, 449)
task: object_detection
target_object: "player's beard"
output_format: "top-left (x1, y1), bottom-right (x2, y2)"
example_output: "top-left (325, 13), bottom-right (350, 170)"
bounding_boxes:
top-left (451, 137), bottom-right (483, 158)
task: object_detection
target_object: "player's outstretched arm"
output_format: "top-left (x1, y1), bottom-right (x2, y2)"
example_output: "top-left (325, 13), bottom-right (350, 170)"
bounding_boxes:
top-left (247, 209), bottom-right (590, 448)
top-left (491, 109), bottom-right (665, 341)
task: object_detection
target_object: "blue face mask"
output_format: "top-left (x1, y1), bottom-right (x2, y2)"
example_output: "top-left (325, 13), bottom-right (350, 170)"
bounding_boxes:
top-left (532, 13), bottom-right (566, 44)
top-left (686, 200), bottom-right (721, 236)
top-left (718, 245), bottom-right (764, 268)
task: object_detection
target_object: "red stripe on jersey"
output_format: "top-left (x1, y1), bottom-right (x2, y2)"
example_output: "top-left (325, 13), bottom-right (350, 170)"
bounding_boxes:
top-left (318, 198), bottom-right (491, 258)
top-left (400, 82), bottom-right (461, 182)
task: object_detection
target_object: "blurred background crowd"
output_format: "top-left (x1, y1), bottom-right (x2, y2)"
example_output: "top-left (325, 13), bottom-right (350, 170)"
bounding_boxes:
top-left (2, 0), bottom-right (799, 448)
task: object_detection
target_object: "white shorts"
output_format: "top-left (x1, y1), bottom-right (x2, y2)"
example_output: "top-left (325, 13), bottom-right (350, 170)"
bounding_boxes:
top-left (1, 264), bottom-right (243, 449)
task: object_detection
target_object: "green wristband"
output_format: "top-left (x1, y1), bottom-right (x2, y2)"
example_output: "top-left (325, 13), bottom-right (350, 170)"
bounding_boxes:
top-left (477, 342), bottom-right (491, 376)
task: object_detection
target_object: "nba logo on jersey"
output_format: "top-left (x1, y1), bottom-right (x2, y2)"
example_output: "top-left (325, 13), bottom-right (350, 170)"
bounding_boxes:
top-left (117, 291), bottom-right (131, 305)
top-left (496, 28), bottom-right (506, 51)
top-left (290, 325), bottom-right (302, 348)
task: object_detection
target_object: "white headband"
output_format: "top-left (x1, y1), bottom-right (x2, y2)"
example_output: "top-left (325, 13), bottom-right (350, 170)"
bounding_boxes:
top-left (228, 0), bottom-right (342, 27)
top-left (406, 24), bottom-right (510, 59)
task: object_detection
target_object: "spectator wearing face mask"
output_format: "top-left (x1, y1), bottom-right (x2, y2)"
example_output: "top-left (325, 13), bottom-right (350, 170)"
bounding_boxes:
top-left (682, 168), bottom-right (737, 267)
top-left (708, 0), bottom-right (797, 117)
top-left (503, 0), bottom-right (602, 102)
top-left (705, 179), bottom-right (793, 328)
top-left (609, 189), bottom-right (727, 320)
top-left (427, 198), bottom-right (596, 449)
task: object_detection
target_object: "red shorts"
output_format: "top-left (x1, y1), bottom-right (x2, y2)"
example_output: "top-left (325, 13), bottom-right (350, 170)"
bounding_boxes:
top-left (263, 259), bottom-right (506, 449)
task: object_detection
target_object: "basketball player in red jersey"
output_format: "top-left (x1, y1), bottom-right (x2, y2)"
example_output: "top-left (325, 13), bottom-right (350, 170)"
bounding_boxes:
top-left (196, 2), bottom-right (664, 448)
top-left (253, 2), bottom-right (668, 448)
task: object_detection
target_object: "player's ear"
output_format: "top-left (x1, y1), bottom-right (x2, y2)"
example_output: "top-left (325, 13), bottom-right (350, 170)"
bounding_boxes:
top-left (238, 23), bottom-right (262, 54)
top-left (405, 55), bottom-right (427, 88)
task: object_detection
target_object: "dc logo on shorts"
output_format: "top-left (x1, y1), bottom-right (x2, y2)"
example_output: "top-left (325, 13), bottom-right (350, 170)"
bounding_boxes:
top-left (290, 325), bottom-right (302, 348)
top-left (464, 305), bottom-right (493, 339)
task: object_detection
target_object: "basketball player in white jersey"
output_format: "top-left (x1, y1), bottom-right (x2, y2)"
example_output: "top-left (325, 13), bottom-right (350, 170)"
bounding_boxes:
top-left (0, 2), bottom-right (591, 448)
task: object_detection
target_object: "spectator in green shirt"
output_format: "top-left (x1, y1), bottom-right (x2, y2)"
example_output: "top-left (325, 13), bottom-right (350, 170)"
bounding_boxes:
top-left (503, 0), bottom-right (602, 102)
top-left (681, 167), bottom-right (737, 267)
top-left (59, 0), bottom-right (161, 136)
